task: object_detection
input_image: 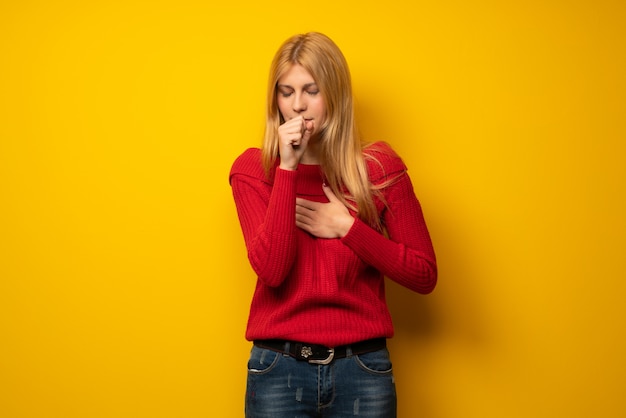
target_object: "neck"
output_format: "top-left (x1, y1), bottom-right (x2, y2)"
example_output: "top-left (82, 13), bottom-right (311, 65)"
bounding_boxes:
top-left (300, 142), bottom-right (320, 165)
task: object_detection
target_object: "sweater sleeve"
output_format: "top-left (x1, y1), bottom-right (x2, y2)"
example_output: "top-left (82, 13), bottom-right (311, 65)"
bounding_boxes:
top-left (229, 150), bottom-right (298, 287)
top-left (340, 144), bottom-right (437, 294)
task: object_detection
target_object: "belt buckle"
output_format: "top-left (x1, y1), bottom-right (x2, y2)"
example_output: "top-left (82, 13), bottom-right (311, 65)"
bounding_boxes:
top-left (308, 348), bottom-right (335, 365)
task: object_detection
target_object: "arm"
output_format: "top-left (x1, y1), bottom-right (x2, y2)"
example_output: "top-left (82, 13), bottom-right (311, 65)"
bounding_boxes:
top-left (295, 171), bottom-right (437, 293)
top-left (231, 117), bottom-right (314, 286)
top-left (230, 167), bottom-right (299, 287)
top-left (341, 172), bottom-right (437, 294)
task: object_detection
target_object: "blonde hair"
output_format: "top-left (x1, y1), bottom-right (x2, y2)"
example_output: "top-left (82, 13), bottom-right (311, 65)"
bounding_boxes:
top-left (261, 32), bottom-right (380, 227)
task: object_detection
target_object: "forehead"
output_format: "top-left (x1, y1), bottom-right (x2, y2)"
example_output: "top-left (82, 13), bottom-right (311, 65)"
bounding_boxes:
top-left (278, 64), bottom-right (317, 86)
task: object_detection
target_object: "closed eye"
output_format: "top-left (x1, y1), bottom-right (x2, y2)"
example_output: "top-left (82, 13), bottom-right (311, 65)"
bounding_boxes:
top-left (277, 86), bottom-right (294, 98)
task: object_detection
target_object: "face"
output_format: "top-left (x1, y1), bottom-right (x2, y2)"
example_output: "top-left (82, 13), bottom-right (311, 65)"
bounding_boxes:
top-left (276, 64), bottom-right (326, 135)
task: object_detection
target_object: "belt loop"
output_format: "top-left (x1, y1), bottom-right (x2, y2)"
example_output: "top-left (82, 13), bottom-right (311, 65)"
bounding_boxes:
top-left (284, 341), bottom-right (291, 354)
top-left (346, 346), bottom-right (353, 358)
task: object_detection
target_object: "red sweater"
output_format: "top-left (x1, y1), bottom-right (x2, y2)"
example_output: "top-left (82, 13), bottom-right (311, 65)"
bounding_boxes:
top-left (229, 142), bottom-right (437, 347)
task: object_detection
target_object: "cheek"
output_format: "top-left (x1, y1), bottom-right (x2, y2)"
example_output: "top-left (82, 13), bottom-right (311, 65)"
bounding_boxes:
top-left (313, 98), bottom-right (326, 116)
top-left (276, 97), bottom-right (290, 116)
top-left (317, 103), bottom-right (327, 124)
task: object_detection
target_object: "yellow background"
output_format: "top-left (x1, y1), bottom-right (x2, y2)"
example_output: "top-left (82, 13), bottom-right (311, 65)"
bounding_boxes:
top-left (1, 1), bottom-right (624, 417)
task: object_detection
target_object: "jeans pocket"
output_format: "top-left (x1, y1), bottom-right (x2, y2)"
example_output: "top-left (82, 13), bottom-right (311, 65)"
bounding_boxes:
top-left (354, 348), bottom-right (393, 375)
top-left (247, 346), bottom-right (281, 375)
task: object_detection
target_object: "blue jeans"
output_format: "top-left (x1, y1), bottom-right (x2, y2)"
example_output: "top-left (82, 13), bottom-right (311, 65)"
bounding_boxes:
top-left (245, 343), bottom-right (397, 417)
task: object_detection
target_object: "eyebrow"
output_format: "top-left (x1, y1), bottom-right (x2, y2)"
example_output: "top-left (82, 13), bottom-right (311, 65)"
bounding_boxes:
top-left (277, 82), bottom-right (318, 89)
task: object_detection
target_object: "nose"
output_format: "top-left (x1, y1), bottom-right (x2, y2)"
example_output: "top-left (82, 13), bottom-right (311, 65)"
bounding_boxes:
top-left (292, 93), bottom-right (307, 113)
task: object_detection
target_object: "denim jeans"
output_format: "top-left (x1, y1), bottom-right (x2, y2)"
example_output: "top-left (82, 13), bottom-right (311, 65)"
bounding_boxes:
top-left (245, 343), bottom-right (397, 417)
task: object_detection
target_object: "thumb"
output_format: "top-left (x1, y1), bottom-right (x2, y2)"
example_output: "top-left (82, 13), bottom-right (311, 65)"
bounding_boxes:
top-left (303, 120), bottom-right (314, 140)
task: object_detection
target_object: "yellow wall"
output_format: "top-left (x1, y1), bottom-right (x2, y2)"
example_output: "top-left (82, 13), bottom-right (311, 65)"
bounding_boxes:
top-left (1, 1), bottom-right (624, 417)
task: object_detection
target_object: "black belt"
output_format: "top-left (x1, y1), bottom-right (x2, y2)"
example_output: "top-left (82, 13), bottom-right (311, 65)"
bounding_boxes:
top-left (254, 338), bottom-right (386, 365)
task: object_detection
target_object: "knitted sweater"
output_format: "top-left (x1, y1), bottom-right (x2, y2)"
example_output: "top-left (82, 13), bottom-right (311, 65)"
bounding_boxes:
top-left (229, 142), bottom-right (437, 347)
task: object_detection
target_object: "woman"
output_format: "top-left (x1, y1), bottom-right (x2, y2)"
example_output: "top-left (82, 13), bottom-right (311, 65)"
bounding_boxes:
top-left (229, 32), bottom-right (437, 418)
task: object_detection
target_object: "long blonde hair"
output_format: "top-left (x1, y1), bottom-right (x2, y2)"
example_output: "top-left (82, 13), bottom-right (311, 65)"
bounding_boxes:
top-left (261, 32), bottom-right (380, 227)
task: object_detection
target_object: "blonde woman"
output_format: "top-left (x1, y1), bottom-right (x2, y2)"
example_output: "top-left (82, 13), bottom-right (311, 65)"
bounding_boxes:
top-left (230, 32), bottom-right (437, 418)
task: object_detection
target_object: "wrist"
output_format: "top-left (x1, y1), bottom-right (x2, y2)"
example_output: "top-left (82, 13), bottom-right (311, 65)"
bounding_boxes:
top-left (338, 215), bottom-right (355, 238)
top-left (279, 161), bottom-right (298, 171)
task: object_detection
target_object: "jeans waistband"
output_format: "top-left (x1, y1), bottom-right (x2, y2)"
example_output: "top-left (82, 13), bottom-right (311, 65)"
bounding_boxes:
top-left (253, 338), bottom-right (386, 365)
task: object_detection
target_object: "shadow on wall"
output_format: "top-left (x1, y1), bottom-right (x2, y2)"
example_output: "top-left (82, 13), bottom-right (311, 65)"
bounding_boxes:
top-left (386, 279), bottom-right (441, 418)
top-left (385, 203), bottom-right (490, 416)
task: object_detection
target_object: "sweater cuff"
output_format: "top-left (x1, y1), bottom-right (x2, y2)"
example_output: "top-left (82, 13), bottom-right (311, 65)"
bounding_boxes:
top-left (341, 217), bottom-right (379, 254)
top-left (274, 166), bottom-right (299, 183)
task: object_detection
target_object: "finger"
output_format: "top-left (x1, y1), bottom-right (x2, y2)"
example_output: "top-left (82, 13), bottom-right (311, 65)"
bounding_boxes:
top-left (295, 218), bottom-right (313, 234)
top-left (322, 184), bottom-right (340, 202)
top-left (284, 127), bottom-right (304, 137)
top-left (302, 124), bottom-right (313, 143)
top-left (280, 117), bottom-right (304, 132)
top-left (283, 115), bottom-right (303, 124)
top-left (296, 198), bottom-right (318, 211)
top-left (288, 116), bottom-right (306, 132)
top-left (281, 132), bottom-right (303, 145)
top-left (295, 209), bottom-right (317, 231)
